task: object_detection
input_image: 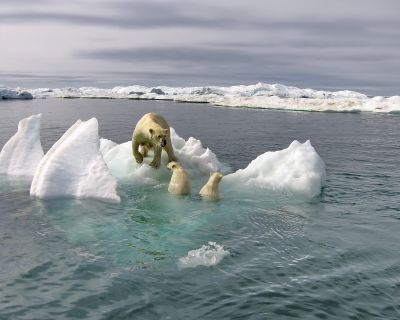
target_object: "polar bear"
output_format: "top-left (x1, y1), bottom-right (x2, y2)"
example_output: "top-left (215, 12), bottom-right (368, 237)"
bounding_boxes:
top-left (167, 161), bottom-right (191, 195)
top-left (199, 172), bottom-right (223, 200)
top-left (132, 112), bottom-right (177, 168)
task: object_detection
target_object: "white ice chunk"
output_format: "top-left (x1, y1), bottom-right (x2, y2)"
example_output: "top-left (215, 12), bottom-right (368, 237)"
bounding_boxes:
top-left (102, 128), bottom-right (228, 184)
top-left (177, 242), bottom-right (230, 269)
top-left (0, 87), bottom-right (33, 100)
top-left (103, 141), bottom-right (163, 184)
top-left (100, 138), bottom-right (117, 156)
top-left (224, 140), bottom-right (326, 198)
top-left (0, 114), bottom-right (44, 177)
top-left (30, 118), bottom-right (120, 203)
top-left (170, 128), bottom-right (228, 175)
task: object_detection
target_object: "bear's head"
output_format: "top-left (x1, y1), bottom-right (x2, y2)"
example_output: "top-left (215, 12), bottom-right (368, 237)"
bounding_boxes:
top-left (149, 127), bottom-right (168, 147)
top-left (209, 172), bottom-right (223, 183)
top-left (167, 161), bottom-right (183, 171)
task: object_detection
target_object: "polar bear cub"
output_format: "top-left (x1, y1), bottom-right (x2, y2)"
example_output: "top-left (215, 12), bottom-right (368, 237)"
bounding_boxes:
top-left (199, 172), bottom-right (223, 200)
top-left (167, 161), bottom-right (191, 195)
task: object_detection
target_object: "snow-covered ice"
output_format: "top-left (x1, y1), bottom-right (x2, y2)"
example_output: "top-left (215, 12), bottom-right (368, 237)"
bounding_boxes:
top-left (224, 140), bottom-right (326, 198)
top-left (0, 87), bottom-right (33, 100)
top-left (0, 114), bottom-right (44, 177)
top-left (5, 82), bottom-right (397, 113)
top-left (30, 118), bottom-right (120, 203)
top-left (101, 128), bottom-right (228, 184)
top-left (177, 242), bottom-right (230, 269)
top-left (100, 138), bottom-right (118, 156)
top-left (0, 113), bottom-right (326, 200)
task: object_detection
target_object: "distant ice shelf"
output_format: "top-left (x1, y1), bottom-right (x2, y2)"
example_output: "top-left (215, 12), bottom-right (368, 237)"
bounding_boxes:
top-left (5, 82), bottom-right (397, 113)
top-left (0, 87), bottom-right (33, 100)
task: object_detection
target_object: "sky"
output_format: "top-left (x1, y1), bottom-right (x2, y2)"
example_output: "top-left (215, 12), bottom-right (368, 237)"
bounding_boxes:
top-left (0, 0), bottom-right (399, 95)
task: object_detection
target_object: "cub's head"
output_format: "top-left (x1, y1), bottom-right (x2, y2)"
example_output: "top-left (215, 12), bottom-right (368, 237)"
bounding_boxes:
top-left (167, 161), bottom-right (182, 171)
top-left (149, 127), bottom-right (168, 147)
top-left (210, 172), bottom-right (223, 182)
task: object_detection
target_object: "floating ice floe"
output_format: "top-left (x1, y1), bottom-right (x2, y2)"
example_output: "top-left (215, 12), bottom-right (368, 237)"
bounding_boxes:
top-left (0, 113), bottom-right (326, 200)
top-left (177, 242), bottom-right (230, 269)
top-left (0, 87), bottom-right (33, 100)
top-left (12, 82), bottom-right (399, 113)
top-left (30, 118), bottom-right (120, 203)
top-left (224, 140), bottom-right (326, 198)
top-left (0, 114), bottom-right (44, 177)
top-left (100, 128), bottom-right (228, 184)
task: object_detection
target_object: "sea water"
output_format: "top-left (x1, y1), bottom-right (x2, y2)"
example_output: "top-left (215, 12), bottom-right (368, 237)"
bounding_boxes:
top-left (0, 99), bottom-right (399, 319)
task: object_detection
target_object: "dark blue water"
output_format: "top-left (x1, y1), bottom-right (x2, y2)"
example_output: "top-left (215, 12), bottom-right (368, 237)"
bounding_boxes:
top-left (0, 99), bottom-right (399, 319)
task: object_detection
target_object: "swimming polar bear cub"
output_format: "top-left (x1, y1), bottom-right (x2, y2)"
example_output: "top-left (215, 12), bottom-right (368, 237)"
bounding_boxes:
top-left (132, 112), bottom-right (177, 168)
top-left (199, 172), bottom-right (223, 200)
top-left (167, 161), bottom-right (191, 195)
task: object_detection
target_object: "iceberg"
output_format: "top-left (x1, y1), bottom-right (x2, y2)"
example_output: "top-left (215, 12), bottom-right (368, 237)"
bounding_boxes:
top-left (223, 140), bottom-right (326, 198)
top-left (30, 118), bottom-right (120, 203)
top-left (0, 114), bottom-right (44, 177)
top-left (0, 87), bottom-right (33, 100)
top-left (177, 242), bottom-right (230, 269)
top-left (101, 128), bottom-right (228, 184)
top-left (15, 82), bottom-right (400, 113)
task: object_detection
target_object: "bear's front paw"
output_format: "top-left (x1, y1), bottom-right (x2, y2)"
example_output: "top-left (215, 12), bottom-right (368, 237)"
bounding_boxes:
top-left (150, 158), bottom-right (160, 168)
top-left (134, 153), bottom-right (143, 164)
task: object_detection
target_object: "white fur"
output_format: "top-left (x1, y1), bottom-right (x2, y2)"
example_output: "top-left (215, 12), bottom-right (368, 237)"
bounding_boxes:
top-left (167, 161), bottom-right (191, 195)
top-left (199, 172), bottom-right (223, 200)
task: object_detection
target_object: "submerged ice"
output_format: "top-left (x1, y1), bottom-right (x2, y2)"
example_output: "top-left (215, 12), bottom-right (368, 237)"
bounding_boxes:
top-left (11, 82), bottom-right (400, 113)
top-left (0, 114), bottom-right (44, 177)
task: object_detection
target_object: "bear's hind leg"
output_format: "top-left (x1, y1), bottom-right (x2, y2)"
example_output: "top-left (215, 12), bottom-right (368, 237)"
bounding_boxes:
top-left (132, 140), bottom-right (143, 164)
top-left (139, 144), bottom-right (149, 157)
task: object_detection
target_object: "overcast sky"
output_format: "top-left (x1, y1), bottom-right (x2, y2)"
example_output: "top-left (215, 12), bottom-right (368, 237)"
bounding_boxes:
top-left (1, 0), bottom-right (399, 95)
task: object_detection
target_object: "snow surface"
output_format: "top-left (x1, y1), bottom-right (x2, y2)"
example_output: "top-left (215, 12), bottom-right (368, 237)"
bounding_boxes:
top-left (177, 242), bottom-right (230, 269)
top-left (0, 114), bottom-right (44, 177)
top-left (101, 128), bottom-right (228, 184)
top-left (11, 82), bottom-right (399, 113)
top-left (30, 118), bottom-right (120, 203)
top-left (100, 138), bottom-right (117, 156)
top-left (223, 140), bottom-right (326, 198)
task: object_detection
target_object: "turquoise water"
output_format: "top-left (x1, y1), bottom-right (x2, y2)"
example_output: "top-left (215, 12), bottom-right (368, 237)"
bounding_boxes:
top-left (0, 99), bottom-right (399, 319)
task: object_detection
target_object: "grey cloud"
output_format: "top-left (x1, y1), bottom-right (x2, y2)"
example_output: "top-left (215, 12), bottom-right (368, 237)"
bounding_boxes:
top-left (0, 7), bottom-right (236, 29)
top-left (1, 0), bottom-right (400, 95)
top-left (77, 47), bottom-right (253, 65)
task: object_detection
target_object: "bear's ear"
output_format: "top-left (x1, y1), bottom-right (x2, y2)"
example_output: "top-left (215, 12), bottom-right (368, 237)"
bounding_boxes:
top-left (149, 128), bottom-right (154, 135)
top-left (162, 129), bottom-right (168, 134)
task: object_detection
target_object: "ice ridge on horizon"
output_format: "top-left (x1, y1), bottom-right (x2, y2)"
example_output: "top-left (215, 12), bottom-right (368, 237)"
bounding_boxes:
top-left (2, 82), bottom-right (398, 113)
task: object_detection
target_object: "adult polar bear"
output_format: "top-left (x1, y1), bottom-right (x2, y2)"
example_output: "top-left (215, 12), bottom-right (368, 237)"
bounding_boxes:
top-left (132, 112), bottom-right (177, 168)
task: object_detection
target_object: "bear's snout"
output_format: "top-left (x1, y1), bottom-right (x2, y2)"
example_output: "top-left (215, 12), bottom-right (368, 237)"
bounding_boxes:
top-left (160, 138), bottom-right (167, 147)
